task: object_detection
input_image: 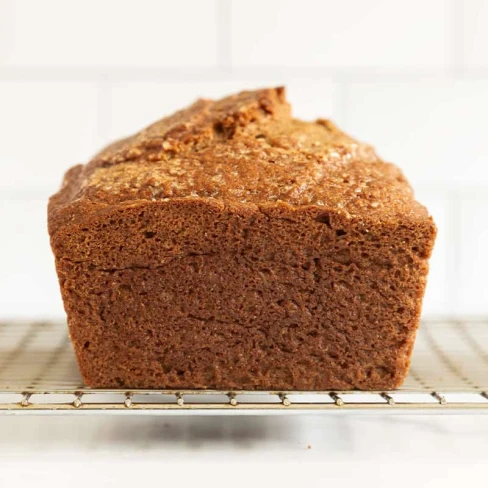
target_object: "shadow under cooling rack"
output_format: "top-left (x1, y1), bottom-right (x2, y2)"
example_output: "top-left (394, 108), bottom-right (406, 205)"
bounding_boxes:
top-left (0, 319), bottom-right (487, 414)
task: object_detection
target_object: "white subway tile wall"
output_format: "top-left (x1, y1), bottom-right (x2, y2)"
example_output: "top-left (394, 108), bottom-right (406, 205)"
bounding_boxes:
top-left (0, 82), bottom-right (99, 194)
top-left (462, 0), bottom-right (488, 68)
top-left (458, 192), bottom-right (488, 315)
top-left (2, 0), bottom-right (219, 67)
top-left (0, 200), bottom-right (63, 319)
top-left (0, 0), bottom-right (486, 318)
top-left (231, 0), bottom-right (450, 69)
top-left (345, 80), bottom-right (488, 186)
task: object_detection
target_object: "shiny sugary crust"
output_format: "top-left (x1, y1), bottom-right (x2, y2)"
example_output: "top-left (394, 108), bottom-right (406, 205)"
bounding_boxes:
top-left (49, 87), bottom-right (427, 233)
top-left (48, 87), bottom-right (436, 390)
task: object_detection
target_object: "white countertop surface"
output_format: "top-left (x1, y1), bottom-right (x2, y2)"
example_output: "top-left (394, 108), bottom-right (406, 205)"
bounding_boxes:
top-left (1, 414), bottom-right (487, 487)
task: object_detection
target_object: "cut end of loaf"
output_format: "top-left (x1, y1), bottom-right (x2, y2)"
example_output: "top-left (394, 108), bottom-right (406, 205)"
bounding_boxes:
top-left (48, 86), bottom-right (436, 391)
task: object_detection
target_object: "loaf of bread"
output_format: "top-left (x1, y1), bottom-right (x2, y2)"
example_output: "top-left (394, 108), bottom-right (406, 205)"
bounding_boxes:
top-left (49, 87), bottom-right (436, 390)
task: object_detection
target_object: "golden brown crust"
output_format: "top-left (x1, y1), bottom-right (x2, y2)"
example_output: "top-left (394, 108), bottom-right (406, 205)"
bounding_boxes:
top-left (49, 87), bottom-right (428, 236)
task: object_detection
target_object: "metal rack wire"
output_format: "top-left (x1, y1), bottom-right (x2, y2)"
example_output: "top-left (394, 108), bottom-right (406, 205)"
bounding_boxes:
top-left (0, 319), bottom-right (487, 414)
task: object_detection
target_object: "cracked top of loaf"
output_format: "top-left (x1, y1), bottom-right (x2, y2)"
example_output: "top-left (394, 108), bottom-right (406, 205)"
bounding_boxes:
top-left (50, 87), bottom-right (429, 231)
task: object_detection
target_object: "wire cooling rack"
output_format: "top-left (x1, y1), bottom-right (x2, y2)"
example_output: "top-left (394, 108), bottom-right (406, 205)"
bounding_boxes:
top-left (0, 319), bottom-right (487, 415)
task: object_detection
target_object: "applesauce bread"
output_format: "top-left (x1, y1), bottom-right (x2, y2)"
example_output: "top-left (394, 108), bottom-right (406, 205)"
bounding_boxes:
top-left (48, 87), bottom-right (436, 390)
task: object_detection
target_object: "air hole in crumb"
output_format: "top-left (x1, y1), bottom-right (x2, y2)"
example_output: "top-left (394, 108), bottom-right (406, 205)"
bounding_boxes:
top-left (144, 231), bottom-right (157, 239)
top-left (83, 341), bottom-right (90, 350)
top-left (315, 213), bottom-right (331, 228)
top-left (336, 229), bottom-right (346, 237)
top-left (213, 121), bottom-right (225, 134)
